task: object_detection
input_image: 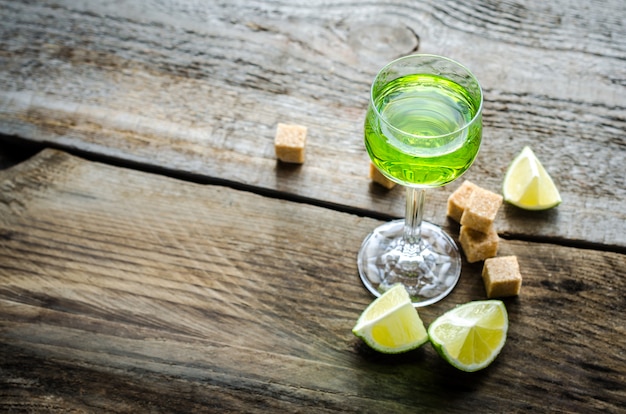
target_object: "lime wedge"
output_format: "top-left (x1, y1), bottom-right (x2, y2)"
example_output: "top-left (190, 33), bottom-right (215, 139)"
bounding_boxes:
top-left (503, 146), bottom-right (561, 210)
top-left (428, 300), bottom-right (508, 372)
top-left (352, 284), bottom-right (428, 353)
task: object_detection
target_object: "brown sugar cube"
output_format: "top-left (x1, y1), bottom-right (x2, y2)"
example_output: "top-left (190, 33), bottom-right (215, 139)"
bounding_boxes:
top-left (447, 180), bottom-right (479, 223)
top-left (369, 162), bottom-right (396, 189)
top-left (460, 186), bottom-right (503, 233)
top-left (459, 225), bottom-right (499, 263)
top-left (275, 123), bottom-right (307, 164)
top-left (482, 256), bottom-right (522, 298)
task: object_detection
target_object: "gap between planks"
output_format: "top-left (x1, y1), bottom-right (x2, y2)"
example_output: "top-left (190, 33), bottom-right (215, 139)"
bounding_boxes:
top-left (1, 135), bottom-right (624, 256)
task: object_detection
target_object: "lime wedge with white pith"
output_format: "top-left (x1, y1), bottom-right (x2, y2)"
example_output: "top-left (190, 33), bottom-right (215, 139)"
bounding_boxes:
top-left (503, 146), bottom-right (561, 210)
top-left (428, 300), bottom-right (508, 372)
top-left (352, 284), bottom-right (428, 354)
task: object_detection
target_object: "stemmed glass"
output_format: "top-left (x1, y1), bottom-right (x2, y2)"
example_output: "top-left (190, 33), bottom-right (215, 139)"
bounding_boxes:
top-left (358, 54), bottom-right (483, 306)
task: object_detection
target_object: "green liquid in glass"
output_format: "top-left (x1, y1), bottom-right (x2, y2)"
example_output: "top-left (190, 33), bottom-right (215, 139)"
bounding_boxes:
top-left (365, 73), bottom-right (482, 187)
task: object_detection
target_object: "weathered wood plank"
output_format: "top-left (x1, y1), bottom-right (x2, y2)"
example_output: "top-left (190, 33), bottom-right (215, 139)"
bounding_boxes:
top-left (0, 0), bottom-right (624, 249)
top-left (0, 150), bottom-right (624, 412)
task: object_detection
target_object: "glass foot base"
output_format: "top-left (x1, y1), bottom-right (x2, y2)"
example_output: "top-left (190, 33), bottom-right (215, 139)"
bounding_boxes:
top-left (357, 219), bottom-right (462, 307)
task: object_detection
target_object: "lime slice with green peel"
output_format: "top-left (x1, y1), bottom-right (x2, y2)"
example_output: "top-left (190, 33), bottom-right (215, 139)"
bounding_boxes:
top-left (428, 300), bottom-right (508, 372)
top-left (352, 284), bottom-right (428, 354)
top-left (503, 146), bottom-right (561, 210)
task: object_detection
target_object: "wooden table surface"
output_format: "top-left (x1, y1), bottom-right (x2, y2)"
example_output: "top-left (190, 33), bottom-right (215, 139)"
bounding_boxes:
top-left (1, 0), bottom-right (624, 412)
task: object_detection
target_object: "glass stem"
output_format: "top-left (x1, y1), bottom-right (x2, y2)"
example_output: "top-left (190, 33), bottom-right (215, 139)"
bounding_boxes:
top-left (403, 187), bottom-right (425, 248)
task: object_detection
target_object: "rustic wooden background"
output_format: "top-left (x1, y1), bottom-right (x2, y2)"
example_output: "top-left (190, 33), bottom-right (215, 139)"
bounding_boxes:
top-left (1, 0), bottom-right (625, 412)
top-left (1, 149), bottom-right (624, 412)
top-left (0, 0), bottom-right (624, 249)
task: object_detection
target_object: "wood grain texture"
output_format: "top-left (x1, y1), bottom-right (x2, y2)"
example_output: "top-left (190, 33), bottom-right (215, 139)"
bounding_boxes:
top-left (0, 0), bottom-right (624, 249)
top-left (1, 150), bottom-right (624, 412)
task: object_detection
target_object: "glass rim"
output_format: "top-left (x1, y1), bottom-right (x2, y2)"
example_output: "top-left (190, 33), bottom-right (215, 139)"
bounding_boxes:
top-left (370, 54), bottom-right (484, 140)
